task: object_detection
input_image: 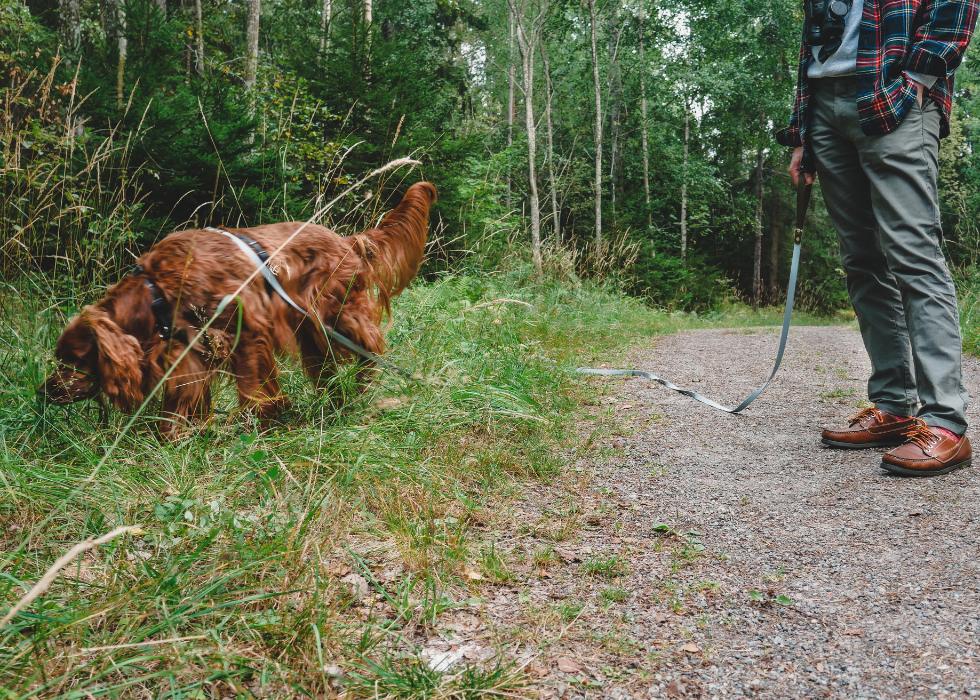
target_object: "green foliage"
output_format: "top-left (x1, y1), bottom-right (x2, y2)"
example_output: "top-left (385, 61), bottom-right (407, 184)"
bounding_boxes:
top-left (629, 247), bottom-right (736, 311)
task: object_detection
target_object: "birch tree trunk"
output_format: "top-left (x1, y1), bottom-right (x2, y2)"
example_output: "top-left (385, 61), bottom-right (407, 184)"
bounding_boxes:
top-left (506, 8), bottom-right (515, 211)
top-left (639, 6), bottom-right (651, 232)
top-left (319, 0), bottom-right (333, 59)
top-left (245, 0), bottom-right (261, 88)
top-left (363, 0), bottom-right (372, 55)
top-left (607, 2), bottom-right (622, 222)
top-left (116, 0), bottom-right (126, 109)
top-left (680, 99), bottom-right (689, 260)
top-left (156, 0), bottom-right (166, 14)
top-left (753, 141), bottom-right (764, 310)
top-left (193, 0), bottom-right (203, 75)
top-left (59, 0), bottom-right (81, 51)
top-left (588, 0), bottom-right (602, 245)
top-left (539, 37), bottom-right (560, 242)
top-left (512, 1), bottom-right (543, 282)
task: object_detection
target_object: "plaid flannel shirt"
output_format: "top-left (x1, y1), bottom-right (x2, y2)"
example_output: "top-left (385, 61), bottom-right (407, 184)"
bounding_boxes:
top-left (776, 0), bottom-right (980, 160)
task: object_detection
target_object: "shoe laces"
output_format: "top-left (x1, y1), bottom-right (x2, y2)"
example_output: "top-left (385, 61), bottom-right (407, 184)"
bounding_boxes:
top-left (903, 418), bottom-right (940, 450)
top-left (849, 407), bottom-right (880, 426)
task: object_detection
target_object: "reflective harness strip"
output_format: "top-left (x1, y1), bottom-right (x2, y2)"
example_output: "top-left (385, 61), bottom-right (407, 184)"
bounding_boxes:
top-left (577, 179), bottom-right (813, 414)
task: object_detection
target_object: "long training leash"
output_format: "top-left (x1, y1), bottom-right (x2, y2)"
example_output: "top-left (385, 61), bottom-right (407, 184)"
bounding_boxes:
top-left (577, 178), bottom-right (813, 414)
top-left (205, 227), bottom-right (414, 379)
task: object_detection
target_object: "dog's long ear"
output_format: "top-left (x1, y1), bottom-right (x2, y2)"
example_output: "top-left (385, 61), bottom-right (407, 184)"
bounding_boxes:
top-left (83, 306), bottom-right (144, 411)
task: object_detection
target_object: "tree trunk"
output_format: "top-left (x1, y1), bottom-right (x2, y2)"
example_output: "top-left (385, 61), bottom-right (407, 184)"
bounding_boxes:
top-left (512, 1), bottom-right (543, 282)
top-left (506, 8), bottom-right (515, 212)
top-left (59, 0), bottom-right (81, 51)
top-left (769, 187), bottom-right (780, 300)
top-left (245, 0), bottom-right (261, 88)
top-left (116, 0), bottom-right (126, 109)
top-left (319, 0), bottom-right (333, 59)
top-left (753, 140), bottom-right (764, 310)
top-left (193, 0), bottom-right (203, 75)
top-left (539, 36), bottom-right (560, 242)
top-left (363, 0), bottom-right (372, 55)
top-left (588, 0), bottom-right (602, 246)
top-left (607, 2), bottom-right (622, 222)
top-left (156, 0), bottom-right (166, 14)
top-left (680, 99), bottom-right (689, 260)
top-left (639, 5), bottom-right (651, 232)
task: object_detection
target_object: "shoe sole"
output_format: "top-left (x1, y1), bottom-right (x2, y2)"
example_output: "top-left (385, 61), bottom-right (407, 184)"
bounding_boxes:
top-left (821, 438), bottom-right (904, 450)
top-left (880, 458), bottom-right (973, 478)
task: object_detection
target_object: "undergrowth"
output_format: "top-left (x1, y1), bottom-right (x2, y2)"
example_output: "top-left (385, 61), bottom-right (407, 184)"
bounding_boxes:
top-left (0, 259), bottom-right (837, 698)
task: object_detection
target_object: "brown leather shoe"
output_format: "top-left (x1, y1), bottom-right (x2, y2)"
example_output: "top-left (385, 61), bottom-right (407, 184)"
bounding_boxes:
top-left (880, 420), bottom-right (972, 477)
top-left (821, 407), bottom-right (917, 449)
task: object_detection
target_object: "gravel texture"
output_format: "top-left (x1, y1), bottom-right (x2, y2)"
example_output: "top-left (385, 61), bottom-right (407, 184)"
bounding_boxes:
top-left (505, 326), bottom-right (980, 700)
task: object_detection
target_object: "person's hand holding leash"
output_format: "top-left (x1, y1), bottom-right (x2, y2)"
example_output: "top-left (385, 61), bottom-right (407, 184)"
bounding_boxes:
top-left (789, 147), bottom-right (817, 186)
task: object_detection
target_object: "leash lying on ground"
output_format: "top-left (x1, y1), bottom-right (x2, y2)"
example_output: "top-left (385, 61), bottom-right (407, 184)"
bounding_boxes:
top-left (206, 226), bottom-right (414, 379)
top-left (577, 178), bottom-right (813, 414)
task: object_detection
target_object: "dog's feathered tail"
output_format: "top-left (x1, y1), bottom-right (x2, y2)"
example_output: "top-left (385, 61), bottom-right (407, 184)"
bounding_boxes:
top-left (355, 182), bottom-right (436, 311)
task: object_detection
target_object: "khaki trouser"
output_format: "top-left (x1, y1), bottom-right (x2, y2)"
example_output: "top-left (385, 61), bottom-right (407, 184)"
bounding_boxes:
top-left (808, 76), bottom-right (968, 433)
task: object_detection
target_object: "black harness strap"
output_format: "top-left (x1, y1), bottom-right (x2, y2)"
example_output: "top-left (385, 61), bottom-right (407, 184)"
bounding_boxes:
top-left (227, 231), bottom-right (275, 296)
top-left (130, 264), bottom-right (177, 341)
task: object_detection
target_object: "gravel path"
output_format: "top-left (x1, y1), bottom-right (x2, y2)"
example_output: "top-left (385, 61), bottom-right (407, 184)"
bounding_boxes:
top-left (536, 326), bottom-right (980, 700)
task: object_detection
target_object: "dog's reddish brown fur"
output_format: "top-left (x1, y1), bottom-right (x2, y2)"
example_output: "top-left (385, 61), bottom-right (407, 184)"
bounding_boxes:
top-left (39, 182), bottom-right (436, 437)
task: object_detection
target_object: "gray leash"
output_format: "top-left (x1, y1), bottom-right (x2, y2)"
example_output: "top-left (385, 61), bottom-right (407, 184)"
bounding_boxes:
top-left (577, 179), bottom-right (813, 414)
top-left (206, 227), bottom-right (413, 379)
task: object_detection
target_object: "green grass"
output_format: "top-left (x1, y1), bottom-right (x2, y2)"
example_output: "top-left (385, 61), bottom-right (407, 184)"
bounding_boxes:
top-left (0, 261), bottom-right (843, 698)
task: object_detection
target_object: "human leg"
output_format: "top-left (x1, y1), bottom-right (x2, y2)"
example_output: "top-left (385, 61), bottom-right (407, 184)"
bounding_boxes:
top-left (808, 78), bottom-right (918, 418)
top-left (855, 98), bottom-right (969, 434)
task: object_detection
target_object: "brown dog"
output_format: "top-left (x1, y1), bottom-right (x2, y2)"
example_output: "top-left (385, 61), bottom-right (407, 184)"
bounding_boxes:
top-left (38, 182), bottom-right (436, 437)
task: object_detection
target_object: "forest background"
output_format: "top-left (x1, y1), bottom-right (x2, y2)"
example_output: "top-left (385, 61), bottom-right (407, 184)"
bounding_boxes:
top-left (7, 0), bottom-right (980, 696)
top-left (12, 0), bottom-right (980, 312)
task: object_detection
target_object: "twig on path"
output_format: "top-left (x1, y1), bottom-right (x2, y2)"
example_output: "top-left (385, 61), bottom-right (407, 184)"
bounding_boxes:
top-left (0, 526), bottom-right (141, 630)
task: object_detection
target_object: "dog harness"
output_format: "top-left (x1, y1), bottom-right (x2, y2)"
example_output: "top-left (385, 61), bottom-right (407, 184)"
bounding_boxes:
top-left (205, 226), bottom-right (413, 378)
top-left (128, 264), bottom-right (179, 341)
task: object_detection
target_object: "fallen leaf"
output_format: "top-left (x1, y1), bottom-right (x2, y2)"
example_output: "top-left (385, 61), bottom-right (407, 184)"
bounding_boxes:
top-left (617, 502), bottom-right (631, 509)
top-left (529, 662), bottom-right (549, 677)
top-left (555, 657), bottom-right (584, 673)
top-left (322, 561), bottom-right (352, 578)
top-left (815, 662), bottom-right (825, 672)
top-left (340, 573), bottom-right (369, 599)
top-left (610, 537), bottom-right (623, 544)
top-left (665, 678), bottom-right (687, 697)
top-left (908, 510), bottom-right (923, 517)
top-left (555, 548), bottom-right (581, 563)
top-left (679, 643), bottom-right (700, 653)
top-left (461, 564), bottom-right (484, 581)
top-left (654, 613), bottom-right (669, 624)
top-left (841, 628), bottom-right (864, 637)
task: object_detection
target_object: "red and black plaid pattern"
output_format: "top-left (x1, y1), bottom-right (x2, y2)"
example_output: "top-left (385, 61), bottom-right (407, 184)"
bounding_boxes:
top-left (776, 0), bottom-right (979, 153)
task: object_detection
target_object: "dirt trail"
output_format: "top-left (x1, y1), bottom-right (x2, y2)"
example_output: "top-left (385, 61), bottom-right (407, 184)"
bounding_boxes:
top-left (508, 326), bottom-right (980, 700)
